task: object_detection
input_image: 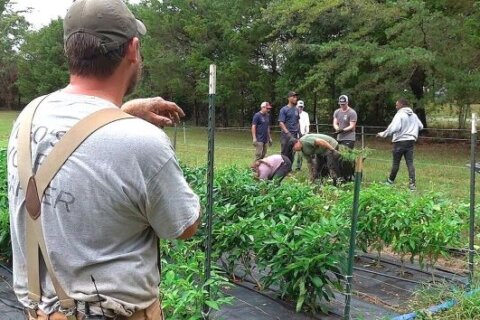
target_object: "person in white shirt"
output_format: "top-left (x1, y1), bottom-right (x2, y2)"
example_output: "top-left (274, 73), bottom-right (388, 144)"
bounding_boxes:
top-left (294, 100), bottom-right (310, 170)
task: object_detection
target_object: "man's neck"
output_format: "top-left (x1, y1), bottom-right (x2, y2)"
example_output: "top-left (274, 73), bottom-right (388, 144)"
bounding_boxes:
top-left (288, 103), bottom-right (295, 107)
top-left (63, 75), bottom-right (126, 106)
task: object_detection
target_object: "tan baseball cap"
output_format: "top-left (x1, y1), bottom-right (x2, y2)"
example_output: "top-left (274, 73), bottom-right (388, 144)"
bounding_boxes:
top-left (64, 0), bottom-right (147, 52)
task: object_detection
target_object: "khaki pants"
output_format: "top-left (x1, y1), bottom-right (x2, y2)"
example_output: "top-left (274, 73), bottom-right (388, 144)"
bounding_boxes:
top-left (27, 300), bottom-right (163, 320)
top-left (254, 142), bottom-right (267, 160)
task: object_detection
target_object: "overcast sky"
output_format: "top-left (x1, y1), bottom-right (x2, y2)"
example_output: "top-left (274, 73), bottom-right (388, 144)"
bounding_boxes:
top-left (12, 0), bottom-right (141, 30)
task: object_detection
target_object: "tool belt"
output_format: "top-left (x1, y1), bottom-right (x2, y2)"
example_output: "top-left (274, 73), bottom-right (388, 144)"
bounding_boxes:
top-left (17, 97), bottom-right (156, 320)
top-left (24, 299), bottom-right (163, 320)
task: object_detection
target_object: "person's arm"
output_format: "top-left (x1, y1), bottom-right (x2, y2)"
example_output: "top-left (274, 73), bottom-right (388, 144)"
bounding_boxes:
top-left (147, 157), bottom-right (201, 240)
top-left (121, 97), bottom-right (185, 127)
top-left (342, 110), bottom-right (357, 132)
top-left (314, 138), bottom-right (336, 151)
top-left (377, 113), bottom-right (401, 138)
top-left (257, 163), bottom-right (271, 180)
top-left (416, 115), bottom-right (424, 131)
top-left (333, 110), bottom-right (340, 131)
top-left (251, 124), bottom-right (257, 144)
top-left (342, 120), bottom-right (357, 132)
top-left (177, 215), bottom-right (200, 239)
top-left (279, 122), bottom-right (290, 135)
top-left (278, 108), bottom-right (290, 135)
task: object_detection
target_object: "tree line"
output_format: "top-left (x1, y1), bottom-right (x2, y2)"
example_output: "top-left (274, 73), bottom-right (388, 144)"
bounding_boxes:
top-left (1, 0), bottom-right (480, 127)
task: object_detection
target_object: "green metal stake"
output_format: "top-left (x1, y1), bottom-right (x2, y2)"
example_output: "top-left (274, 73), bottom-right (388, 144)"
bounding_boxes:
top-left (469, 113), bottom-right (476, 289)
top-left (203, 64), bottom-right (216, 319)
top-left (344, 157), bottom-right (364, 320)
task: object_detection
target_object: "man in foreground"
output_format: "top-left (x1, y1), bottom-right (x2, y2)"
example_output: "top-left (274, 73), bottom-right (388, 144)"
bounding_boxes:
top-left (377, 98), bottom-right (423, 191)
top-left (8, 0), bottom-right (200, 319)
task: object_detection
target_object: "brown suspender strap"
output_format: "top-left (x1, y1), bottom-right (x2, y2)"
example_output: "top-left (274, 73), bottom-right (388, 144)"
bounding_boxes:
top-left (18, 96), bottom-right (49, 193)
top-left (17, 99), bottom-right (133, 319)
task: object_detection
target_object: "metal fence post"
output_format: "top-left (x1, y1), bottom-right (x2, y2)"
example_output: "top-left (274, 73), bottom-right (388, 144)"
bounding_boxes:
top-left (344, 157), bottom-right (364, 320)
top-left (183, 122), bottom-right (186, 144)
top-left (468, 113), bottom-right (476, 289)
top-left (173, 124), bottom-right (178, 151)
top-left (316, 117), bottom-right (319, 133)
top-left (203, 64), bottom-right (216, 319)
top-left (361, 126), bottom-right (365, 149)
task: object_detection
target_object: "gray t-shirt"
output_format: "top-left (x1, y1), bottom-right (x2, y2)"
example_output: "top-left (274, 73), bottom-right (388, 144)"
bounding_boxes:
top-left (7, 92), bottom-right (200, 317)
top-left (333, 107), bottom-right (357, 141)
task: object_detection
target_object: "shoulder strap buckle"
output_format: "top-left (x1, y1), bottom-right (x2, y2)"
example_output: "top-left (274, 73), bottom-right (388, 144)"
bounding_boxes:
top-left (59, 304), bottom-right (78, 320)
top-left (24, 301), bottom-right (39, 319)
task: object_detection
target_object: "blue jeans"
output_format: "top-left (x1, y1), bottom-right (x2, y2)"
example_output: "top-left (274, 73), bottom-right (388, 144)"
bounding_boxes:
top-left (389, 140), bottom-right (416, 183)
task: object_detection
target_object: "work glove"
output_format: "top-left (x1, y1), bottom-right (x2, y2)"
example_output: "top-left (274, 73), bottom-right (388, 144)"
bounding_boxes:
top-left (334, 128), bottom-right (344, 135)
top-left (269, 138), bottom-right (273, 147)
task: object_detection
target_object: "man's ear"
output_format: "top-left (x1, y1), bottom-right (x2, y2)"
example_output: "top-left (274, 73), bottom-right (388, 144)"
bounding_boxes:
top-left (126, 37), bottom-right (140, 63)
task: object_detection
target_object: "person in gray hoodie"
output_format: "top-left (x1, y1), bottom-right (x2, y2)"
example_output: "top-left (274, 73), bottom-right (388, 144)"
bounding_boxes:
top-left (377, 98), bottom-right (424, 191)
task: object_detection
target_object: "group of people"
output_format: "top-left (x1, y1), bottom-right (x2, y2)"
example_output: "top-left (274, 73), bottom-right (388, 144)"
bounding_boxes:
top-left (251, 91), bottom-right (423, 191)
top-left (251, 91), bottom-right (358, 183)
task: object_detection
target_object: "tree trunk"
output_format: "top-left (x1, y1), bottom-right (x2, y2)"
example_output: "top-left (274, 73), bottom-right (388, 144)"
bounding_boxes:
top-left (223, 105), bottom-right (228, 127)
top-left (458, 103), bottom-right (470, 129)
top-left (194, 98), bottom-right (199, 126)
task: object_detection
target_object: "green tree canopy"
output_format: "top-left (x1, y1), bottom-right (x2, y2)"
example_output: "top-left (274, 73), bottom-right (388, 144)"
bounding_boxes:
top-left (10, 0), bottom-right (480, 127)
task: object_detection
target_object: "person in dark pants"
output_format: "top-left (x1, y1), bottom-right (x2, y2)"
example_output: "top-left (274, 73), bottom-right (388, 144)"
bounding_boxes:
top-left (251, 101), bottom-right (272, 160)
top-left (377, 98), bottom-right (423, 191)
top-left (251, 154), bottom-right (292, 183)
top-left (333, 95), bottom-right (357, 149)
top-left (278, 91), bottom-right (300, 165)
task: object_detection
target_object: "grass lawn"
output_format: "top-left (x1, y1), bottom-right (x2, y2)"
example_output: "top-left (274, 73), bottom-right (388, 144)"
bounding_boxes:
top-left (1, 110), bottom-right (476, 200)
top-left (0, 111), bottom-right (19, 148)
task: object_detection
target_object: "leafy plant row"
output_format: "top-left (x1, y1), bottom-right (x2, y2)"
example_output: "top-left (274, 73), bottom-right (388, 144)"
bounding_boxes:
top-left (333, 183), bottom-right (468, 270)
top-left (182, 164), bottom-right (469, 314)
top-left (182, 165), bottom-right (350, 313)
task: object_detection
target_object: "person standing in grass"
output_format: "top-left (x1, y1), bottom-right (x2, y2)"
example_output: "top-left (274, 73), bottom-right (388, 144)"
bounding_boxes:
top-left (252, 101), bottom-right (272, 160)
top-left (294, 100), bottom-right (310, 170)
top-left (7, 1), bottom-right (200, 319)
top-left (333, 95), bottom-right (357, 149)
top-left (278, 91), bottom-right (300, 165)
top-left (377, 98), bottom-right (423, 191)
top-left (251, 154), bottom-right (292, 183)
